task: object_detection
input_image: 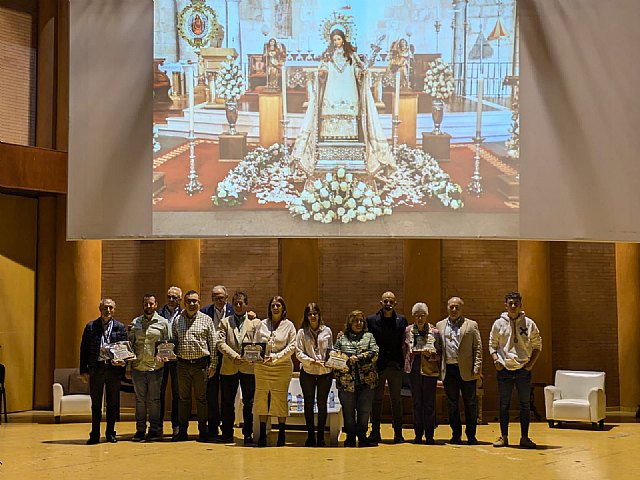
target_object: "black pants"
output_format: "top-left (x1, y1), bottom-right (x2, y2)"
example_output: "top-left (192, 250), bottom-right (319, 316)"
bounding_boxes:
top-left (177, 358), bottom-right (209, 435)
top-left (497, 367), bottom-right (532, 438)
top-left (443, 364), bottom-right (477, 440)
top-left (207, 374), bottom-right (221, 436)
top-left (370, 365), bottom-right (404, 431)
top-left (89, 362), bottom-right (125, 439)
top-left (160, 360), bottom-right (179, 429)
top-left (299, 369), bottom-right (332, 432)
top-left (220, 372), bottom-right (255, 438)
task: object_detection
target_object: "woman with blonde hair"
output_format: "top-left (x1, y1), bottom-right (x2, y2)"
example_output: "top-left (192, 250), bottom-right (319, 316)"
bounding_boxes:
top-left (332, 310), bottom-right (379, 447)
top-left (253, 295), bottom-right (296, 447)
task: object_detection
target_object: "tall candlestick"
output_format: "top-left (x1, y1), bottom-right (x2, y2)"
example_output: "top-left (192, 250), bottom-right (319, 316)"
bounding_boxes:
top-left (186, 63), bottom-right (195, 134)
top-left (476, 76), bottom-right (484, 137)
top-left (281, 65), bottom-right (287, 116)
top-left (394, 71), bottom-right (401, 117)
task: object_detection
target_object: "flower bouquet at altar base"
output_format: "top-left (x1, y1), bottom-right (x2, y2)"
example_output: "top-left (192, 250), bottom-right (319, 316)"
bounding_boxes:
top-left (288, 168), bottom-right (393, 224)
top-left (423, 58), bottom-right (455, 100)
top-left (382, 145), bottom-right (464, 210)
top-left (215, 55), bottom-right (246, 101)
top-left (211, 143), bottom-right (286, 206)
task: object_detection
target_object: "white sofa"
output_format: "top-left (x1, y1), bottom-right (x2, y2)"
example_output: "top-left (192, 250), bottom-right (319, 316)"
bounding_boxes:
top-left (544, 370), bottom-right (606, 430)
top-left (236, 376), bottom-right (343, 445)
top-left (53, 368), bottom-right (96, 423)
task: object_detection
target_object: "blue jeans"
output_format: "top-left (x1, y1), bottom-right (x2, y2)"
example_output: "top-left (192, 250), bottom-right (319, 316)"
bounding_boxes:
top-left (443, 364), bottom-right (477, 440)
top-left (132, 368), bottom-right (164, 434)
top-left (338, 387), bottom-right (375, 441)
top-left (497, 367), bottom-right (532, 437)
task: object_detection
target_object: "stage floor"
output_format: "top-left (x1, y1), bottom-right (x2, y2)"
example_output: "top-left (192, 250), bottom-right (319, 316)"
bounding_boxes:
top-left (0, 414), bottom-right (638, 479)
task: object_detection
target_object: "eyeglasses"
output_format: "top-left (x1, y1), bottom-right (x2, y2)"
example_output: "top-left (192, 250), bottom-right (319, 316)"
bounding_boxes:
top-left (168, 295), bottom-right (180, 300)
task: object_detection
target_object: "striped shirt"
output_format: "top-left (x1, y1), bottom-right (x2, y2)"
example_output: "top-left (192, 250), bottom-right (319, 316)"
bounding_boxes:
top-left (172, 310), bottom-right (218, 368)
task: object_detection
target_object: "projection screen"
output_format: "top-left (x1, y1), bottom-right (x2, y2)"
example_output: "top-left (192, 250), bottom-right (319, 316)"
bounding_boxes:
top-left (67, 0), bottom-right (640, 241)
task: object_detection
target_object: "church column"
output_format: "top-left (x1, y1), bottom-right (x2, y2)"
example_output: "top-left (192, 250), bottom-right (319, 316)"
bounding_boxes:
top-left (517, 240), bottom-right (552, 384)
top-left (615, 243), bottom-right (640, 410)
top-left (280, 239), bottom-right (320, 324)
top-left (165, 239), bottom-right (201, 295)
top-left (54, 198), bottom-right (102, 368)
top-left (403, 239), bottom-right (442, 321)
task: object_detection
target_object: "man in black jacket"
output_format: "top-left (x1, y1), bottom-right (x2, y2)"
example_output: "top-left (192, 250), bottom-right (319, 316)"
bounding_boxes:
top-left (366, 291), bottom-right (408, 444)
top-left (80, 298), bottom-right (127, 445)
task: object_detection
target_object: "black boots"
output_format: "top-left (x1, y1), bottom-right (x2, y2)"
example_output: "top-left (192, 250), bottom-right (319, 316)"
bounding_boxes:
top-left (277, 422), bottom-right (286, 447)
top-left (305, 428), bottom-right (316, 447)
top-left (316, 426), bottom-right (326, 447)
top-left (258, 422), bottom-right (267, 447)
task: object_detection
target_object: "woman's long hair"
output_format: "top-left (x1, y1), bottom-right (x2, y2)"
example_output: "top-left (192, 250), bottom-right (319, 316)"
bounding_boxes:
top-left (267, 295), bottom-right (288, 322)
top-left (323, 28), bottom-right (356, 64)
top-left (300, 302), bottom-right (323, 330)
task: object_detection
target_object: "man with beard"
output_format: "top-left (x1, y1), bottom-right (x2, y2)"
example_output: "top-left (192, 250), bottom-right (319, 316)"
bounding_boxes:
top-left (366, 291), bottom-right (408, 444)
top-left (128, 294), bottom-right (171, 441)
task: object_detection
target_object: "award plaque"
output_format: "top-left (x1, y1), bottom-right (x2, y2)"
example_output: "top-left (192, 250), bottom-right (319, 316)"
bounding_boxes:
top-left (414, 334), bottom-right (437, 355)
top-left (156, 342), bottom-right (177, 361)
top-left (243, 344), bottom-right (263, 362)
top-left (107, 341), bottom-right (136, 362)
top-left (325, 350), bottom-right (349, 372)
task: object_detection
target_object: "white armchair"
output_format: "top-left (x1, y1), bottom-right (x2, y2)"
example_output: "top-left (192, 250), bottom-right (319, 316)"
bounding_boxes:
top-left (53, 368), bottom-right (96, 423)
top-left (544, 370), bottom-right (606, 430)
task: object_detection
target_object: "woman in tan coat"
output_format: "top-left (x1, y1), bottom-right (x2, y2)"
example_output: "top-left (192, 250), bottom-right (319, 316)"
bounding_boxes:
top-left (253, 295), bottom-right (297, 446)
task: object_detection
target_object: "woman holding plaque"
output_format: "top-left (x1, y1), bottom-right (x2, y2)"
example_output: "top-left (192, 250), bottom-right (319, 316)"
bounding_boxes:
top-left (295, 303), bottom-right (333, 447)
top-left (333, 310), bottom-right (379, 447)
top-left (253, 295), bottom-right (297, 447)
top-left (403, 302), bottom-right (442, 444)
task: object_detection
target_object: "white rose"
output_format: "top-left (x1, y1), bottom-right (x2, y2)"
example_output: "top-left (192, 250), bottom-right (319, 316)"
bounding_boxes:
top-left (301, 213), bottom-right (311, 220)
top-left (320, 188), bottom-right (329, 198)
top-left (352, 189), bottom-right (362, 199)
top-left (325, 172), bottom-right (333, 182)
top-left (312, 202), bottom-right (321, 212)
top-left (357, 215), bottom-right (367, 222)
top-left (342, 215), bottom-right (351, 224)
top-left (365, 212), bottom-right (376, 221)
top-left (337, 167), bottom-right (346, 178)
top-left (384, 207), bottom-right (393, 215)
top-left (340, 181), bottom-right (348, 192)
top-left (345, 173), bottom-right (353, 182)
top-left (313, 180), bottom-right (322, 189)
top-left (334, 195), bottom-right (343, 205)
top-left (331, 181), bottom-right (340, 191)
top-left (357, 206), bottom-right (366, 214)
top-left (313, 212), bottom-right (323, 221)
top-left (337, 207), bottom-right (346, 216)
top-left (346, 198), bottom-right (356, 209)
top-left (363, 197), bottom-right (373, 207)
top-left (322, 200), bottom-right (330, 209)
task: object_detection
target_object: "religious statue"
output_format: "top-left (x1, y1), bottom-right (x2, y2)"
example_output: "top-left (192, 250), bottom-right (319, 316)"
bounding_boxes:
top-left (291, 28), bottom-right (395, 176)
top-left (388, 38), bottom-right (415, 89)
top-left (264, 38), bottom-right (287, 89)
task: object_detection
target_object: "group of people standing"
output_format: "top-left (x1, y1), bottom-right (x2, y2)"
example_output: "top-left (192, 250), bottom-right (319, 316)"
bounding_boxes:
top-left (79, 287), bottom-right (542, 450)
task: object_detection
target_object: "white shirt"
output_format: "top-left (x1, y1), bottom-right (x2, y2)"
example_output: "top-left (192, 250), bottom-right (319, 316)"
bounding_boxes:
top-left (444, 317), bottom-right (463, 365)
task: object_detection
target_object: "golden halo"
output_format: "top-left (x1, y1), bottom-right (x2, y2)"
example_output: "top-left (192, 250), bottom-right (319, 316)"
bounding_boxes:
top-left (320, 12), bottom-right (356, 44)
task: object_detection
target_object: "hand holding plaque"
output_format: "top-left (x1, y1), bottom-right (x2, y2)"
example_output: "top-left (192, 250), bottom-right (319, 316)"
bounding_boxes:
top-left (106, 341), bottom-right (136, 362)
top-left (156, 341), bottom-right (176, 362)
top-left (242, 344), bottom-right (263, 363)
top-left (325, 350), bottom-right (349, 372)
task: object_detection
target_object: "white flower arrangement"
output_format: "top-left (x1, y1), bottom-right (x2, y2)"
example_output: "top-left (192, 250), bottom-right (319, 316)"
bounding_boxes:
top-left (215, 55), bottom-right (246, 101)
top-left (211, 144), bottom-right (464, 219)
top-left (423, 58), bottom-right (455, 100)
top-left (289, 168), bottom-right (392, 224)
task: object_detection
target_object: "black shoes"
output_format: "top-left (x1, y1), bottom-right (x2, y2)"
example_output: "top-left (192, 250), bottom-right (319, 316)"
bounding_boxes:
top-left (344, 436), bottom-right (357, 447)
top-left (449, 436), bottom-right (462, 445)
top-left (243, 435), bottom-right (254, 446)
top-left (367, 431), bottom-right (381, 445)
top-left (393, 430), bottom-right (405, 444)
top-left (105, 434), bottom-right (118, 443)
top-left (215, 435), bottom-right (234, 443)
top-left (467, 436), bottom-right (478, 445)
top-left (132, 431), bottom-right (145, 442)
top-left (86, 437), bottom-right (99, 445)
top-left (425, 438), bottom-right (436, 445)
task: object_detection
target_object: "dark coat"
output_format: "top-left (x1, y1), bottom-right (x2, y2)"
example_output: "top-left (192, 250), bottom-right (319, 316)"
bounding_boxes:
top-left (79, 317), bottom-right (128, 374)
top-left (366, 309), bottom-right (408, 371)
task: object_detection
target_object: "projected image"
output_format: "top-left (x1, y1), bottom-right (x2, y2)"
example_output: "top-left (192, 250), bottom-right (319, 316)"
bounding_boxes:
top-left (152, 0), bottom-right (519, 236)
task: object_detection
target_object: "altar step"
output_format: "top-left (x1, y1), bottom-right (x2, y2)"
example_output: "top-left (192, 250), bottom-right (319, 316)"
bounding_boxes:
top-left (315, 141), bottom-right (367, 173)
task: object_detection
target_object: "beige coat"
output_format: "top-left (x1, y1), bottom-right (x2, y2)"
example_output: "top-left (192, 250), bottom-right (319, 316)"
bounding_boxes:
top-left (436, 317), bottom-right (482, 382)
top-left (217, 313), bottom-right (263, 375)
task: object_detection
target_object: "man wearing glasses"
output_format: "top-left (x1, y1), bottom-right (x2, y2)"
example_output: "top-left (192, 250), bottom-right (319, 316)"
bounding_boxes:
top-left (436, 296), bottom-right (482, 445)
top-left (157, 286), bottom-right (183, 437)
top-left (489, 292), bottom-right (542, 449)
top-left (200, 285), bottom-right (233, 439)
top-left (172, 290), bottom-right (218, 442)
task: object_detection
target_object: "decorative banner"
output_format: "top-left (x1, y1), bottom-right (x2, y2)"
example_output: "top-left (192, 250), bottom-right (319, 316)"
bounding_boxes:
top-left (177, 0), bottom-right (220, 49)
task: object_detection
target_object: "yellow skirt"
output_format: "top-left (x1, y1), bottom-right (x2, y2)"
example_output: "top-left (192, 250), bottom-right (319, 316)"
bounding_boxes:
top-left (253, 360), bottom-right (293, 418)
